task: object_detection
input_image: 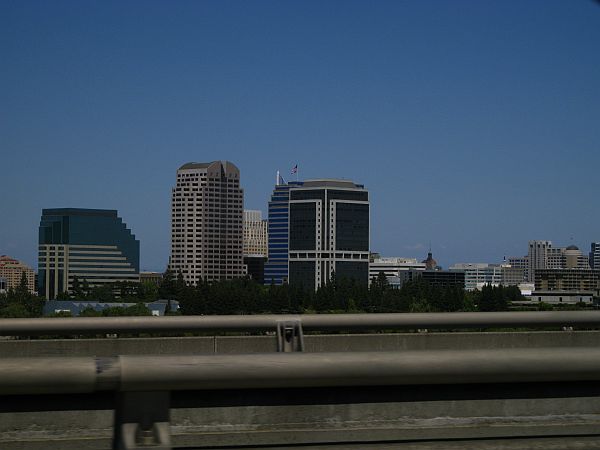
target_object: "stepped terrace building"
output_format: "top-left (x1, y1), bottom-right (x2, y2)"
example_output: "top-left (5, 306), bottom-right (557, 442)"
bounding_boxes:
top-left (38, 209), bottom-right (139, 299)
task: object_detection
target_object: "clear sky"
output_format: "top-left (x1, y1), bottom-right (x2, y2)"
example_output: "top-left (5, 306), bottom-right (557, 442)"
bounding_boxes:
top-left (2, 0), bottom-right (600, 271)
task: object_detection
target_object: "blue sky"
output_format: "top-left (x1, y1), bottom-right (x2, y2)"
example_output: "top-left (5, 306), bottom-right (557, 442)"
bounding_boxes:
top-left (2, 0), bottom-right (599, 271)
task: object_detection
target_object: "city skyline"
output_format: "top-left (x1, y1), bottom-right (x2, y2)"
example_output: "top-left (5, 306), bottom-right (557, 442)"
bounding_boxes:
top-left (2, 1), bottom-right (600, 270)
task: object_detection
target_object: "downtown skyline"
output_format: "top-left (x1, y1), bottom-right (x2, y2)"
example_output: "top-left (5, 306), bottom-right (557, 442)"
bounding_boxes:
top-left (2, 1), bottom-right (600, 271)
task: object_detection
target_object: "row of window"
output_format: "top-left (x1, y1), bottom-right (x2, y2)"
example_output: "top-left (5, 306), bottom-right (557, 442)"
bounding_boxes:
top-left (289, 253), bottom-right (369, 260)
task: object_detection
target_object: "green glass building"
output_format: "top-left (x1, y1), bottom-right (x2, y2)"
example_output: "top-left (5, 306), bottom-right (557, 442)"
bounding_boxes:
top-left (38, 208), bottom-right (140, 299)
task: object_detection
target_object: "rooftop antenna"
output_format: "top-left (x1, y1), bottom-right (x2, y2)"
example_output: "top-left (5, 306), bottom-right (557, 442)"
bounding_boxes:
top-left (276, 170), bottom-right (280, 186)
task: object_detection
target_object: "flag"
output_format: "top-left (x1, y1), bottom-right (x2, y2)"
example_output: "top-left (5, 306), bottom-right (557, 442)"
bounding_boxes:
top-left (291, 164), bottom-right (298, 174)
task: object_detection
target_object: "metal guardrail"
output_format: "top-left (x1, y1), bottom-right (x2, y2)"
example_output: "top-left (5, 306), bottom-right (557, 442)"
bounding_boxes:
top-left (3, 347), bottom-right (600, 395)
top-left (2, 311), bottom-right (600, 336)
top-left (4, 312), bottom-right (600, 449)
top-left (4, 347), bottom-right (600, 449)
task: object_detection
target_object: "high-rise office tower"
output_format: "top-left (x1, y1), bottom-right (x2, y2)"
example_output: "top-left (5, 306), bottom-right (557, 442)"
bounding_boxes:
top-left (38, 208), bottom-right (139, 299)
top-left (527, 240), bottom-right (552, 282)
top-left (288, 179), bottom-right (369, 290)
top-left (264, 178), bottom-right (304, 285)
top-left (169, 161), bottom-right (244, 284)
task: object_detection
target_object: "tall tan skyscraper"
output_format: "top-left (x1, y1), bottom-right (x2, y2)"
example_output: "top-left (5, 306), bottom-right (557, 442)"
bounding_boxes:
top-left (170, 161), bottom-right (244, 284)
top-left (243, 210), bottom-right (268, 257)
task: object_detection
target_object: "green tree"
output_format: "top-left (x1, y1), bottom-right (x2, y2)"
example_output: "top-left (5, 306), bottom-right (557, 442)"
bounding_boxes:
top-left (159, 269), bottom-right (176, 299)
top-left (89, 284), bottom-right (114, 302)
top-left (71, 276), bottom-right (84, 299)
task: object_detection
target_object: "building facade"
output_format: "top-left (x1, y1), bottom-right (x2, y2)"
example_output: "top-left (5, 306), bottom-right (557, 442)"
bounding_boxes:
top-left (38, 209), bottom-right (139, 299)
top-left (140, 272), bottom-right (164, 285)
top-left (369, 257), bottom-right (426, 288)
top-left (590, 243), bottom-right (600, 270)
top-left (527, 240), bottom-right (551, 282)
top-left (0, 255), bottom-right (35, 294)
top-left (525, 241), bottom-right (589, 282)
top-left (169, 161), bottom-right (244, 284)
top-left (534, 268), bottom-right (600, 295)
top-left (449, 263), bottom-right (503, 291)
top-left (243, 210), bottom-right (268, 257)
top-left (288, 179), bottom-right (370, 290)
top-left (264, 179), bottom-right (304, 285)
top-left (421, 270), bottom-right (465, 289)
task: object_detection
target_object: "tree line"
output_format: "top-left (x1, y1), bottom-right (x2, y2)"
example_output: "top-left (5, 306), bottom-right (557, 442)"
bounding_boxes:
top-left (0, 269), bottom-right (561, 318)
top-left (161, 270), bottom-right (527, 315)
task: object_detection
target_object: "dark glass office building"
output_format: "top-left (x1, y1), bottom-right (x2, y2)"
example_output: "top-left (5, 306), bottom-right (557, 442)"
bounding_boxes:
top-left (264, 180), bottom-right (304, 285)
top-left (288, 180), bottom-right (370, 290)
top-left (38, 208), bottom-right (139, 299)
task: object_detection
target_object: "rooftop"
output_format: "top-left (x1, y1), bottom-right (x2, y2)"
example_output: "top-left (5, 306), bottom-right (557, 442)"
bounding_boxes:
top-left (301, 179), bottom-right (364, 189)
top-left (42, 208), bottom-right (118, 217)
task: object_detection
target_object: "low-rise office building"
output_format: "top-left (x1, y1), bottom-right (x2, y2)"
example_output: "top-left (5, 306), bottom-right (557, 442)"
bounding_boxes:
top-left (534, 268), bottom-right (600, 295)
top-left (140, 272), bottom-right (164, 285)
top-left (421, 270), bottom-right (465, 289)
top-left (369, 257), bottom-right (426, 288)
top-left (0, 255), bottom-right (35, 294)
top-left (43, 299), bottom-right (179, 316)
top-left (530, 291), bottom-right (594, 305)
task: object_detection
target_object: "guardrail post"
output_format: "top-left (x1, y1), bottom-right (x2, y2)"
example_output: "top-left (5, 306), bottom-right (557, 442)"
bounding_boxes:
top-left (113, 391), bottom-right (171, 450)
top-left (276, 320), bottom-right (304, 352)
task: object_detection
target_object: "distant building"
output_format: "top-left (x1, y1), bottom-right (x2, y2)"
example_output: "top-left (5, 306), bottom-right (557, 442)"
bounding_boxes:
top-left (288, 179), bottom-right (370, 290)
top-left (530, 291), bottom-right (594, 305)
top-left (140, 272), bottom-right (164, 285)
top-left (43, 299), bottom-right (179, 316)
top-left (0, 277), bottom-right (7, 294)
top-left (501, 265), bottom-right (527, 286)
top-left (264, 177), bottom-right (304, 285)
top-left (590, 243), bottom-right (600, 270)
top-left (523, 241), bottom-right (589, 282)
top-left (421, 252), bottom-right (439, 270)
top-left (508, 256), bottom-right (528, 268)
top-left (534, 268), bottom-right (600, 295)
top-left (369, 257), bottom-right (426, 288)
top-left (38, 208), bottom-right (139, 299)
top-left (449, 263), bottom-right (503, 291)
top-left (0, 255), bottom-right (35, 294)
top-left (527, 240), bottom-right (552, 282)
top-left (449, 263), bottom-right (526, 291)
top-left (421, 270), bottom-right (465, 289)
top-left (169, 161), bottom-right (244, 284)
top-left (243, 210), bottom-right (268, 257)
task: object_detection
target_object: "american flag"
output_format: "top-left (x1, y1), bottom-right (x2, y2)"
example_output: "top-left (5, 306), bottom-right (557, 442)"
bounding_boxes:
top-left (291, 164), bottom-right (298, 174)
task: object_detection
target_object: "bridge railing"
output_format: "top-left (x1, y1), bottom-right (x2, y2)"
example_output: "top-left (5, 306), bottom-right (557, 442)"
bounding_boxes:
top-left (2, 310), bottom-right (600, 336)
top-left (3, 347), bottom-right (600, 449)
top-left (4, 312), bottom-right (600, 449)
